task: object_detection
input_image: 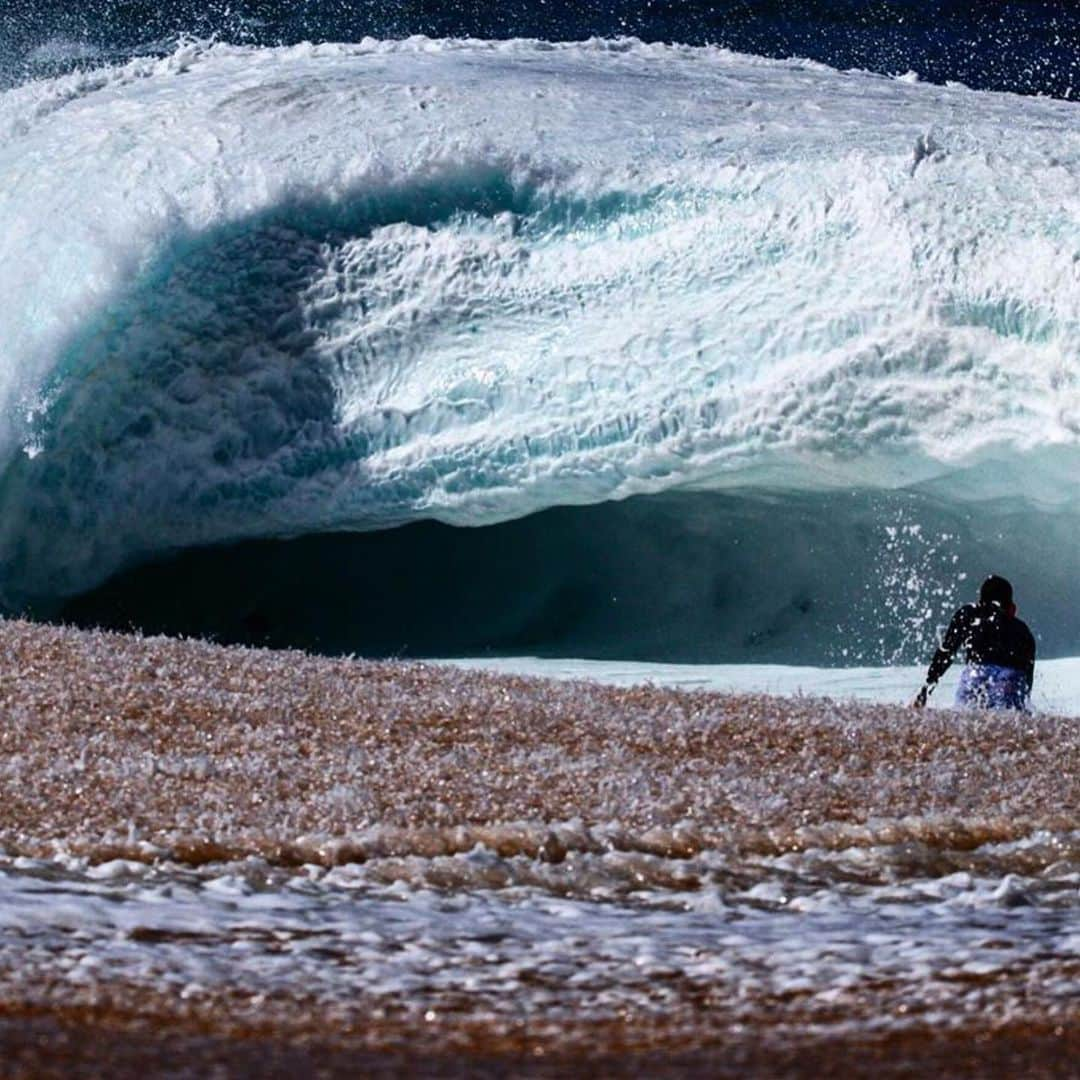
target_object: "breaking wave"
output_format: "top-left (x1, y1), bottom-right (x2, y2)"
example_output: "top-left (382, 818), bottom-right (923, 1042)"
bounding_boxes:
top-left (3, 38), bottom-right (1080, 658)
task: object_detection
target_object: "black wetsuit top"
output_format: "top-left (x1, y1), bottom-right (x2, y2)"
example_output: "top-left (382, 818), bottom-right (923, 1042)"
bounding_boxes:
top-left (925, 602), bottom-right (1036, 691)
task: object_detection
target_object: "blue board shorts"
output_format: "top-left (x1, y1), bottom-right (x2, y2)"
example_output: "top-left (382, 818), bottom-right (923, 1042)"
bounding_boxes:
top-left (956, 664), bottom-right (1030, 711)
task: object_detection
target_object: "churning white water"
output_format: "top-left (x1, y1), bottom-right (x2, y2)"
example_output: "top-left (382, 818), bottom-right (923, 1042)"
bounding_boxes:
top-left (1, 38), bottom-right (1079, 622)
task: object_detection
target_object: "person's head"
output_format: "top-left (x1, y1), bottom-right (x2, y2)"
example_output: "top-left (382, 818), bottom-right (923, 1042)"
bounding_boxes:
top-left (979, 574), bottom-right (1015, 615)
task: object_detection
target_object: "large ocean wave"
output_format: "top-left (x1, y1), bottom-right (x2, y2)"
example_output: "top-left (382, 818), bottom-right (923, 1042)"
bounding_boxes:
top-left (3, 38), bottom-right (1080, 659)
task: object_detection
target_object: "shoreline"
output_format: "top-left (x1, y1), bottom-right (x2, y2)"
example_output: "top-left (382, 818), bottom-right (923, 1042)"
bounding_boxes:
top-left (1, 617), bottom-right (1077, 1075)
top-left (2, 617), bottom-right (1075, 856)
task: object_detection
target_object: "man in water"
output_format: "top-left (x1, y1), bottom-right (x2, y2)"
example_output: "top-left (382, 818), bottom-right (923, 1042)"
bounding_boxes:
top-left (914, 575), bottom-right (1036, 710)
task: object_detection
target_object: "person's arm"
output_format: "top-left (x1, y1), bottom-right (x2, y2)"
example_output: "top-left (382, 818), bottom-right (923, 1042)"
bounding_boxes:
top-left (1023, 627), bottom-right (1036, 692)
top-left (914, 607), bottom-right (970, 707)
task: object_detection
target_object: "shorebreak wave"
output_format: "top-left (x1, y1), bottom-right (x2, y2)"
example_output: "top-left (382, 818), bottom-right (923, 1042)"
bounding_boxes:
top-left (2, 39), bottom-right (1080, 656)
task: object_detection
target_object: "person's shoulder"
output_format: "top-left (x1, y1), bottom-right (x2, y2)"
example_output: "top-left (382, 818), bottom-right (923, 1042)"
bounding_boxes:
top-left (1013, 617), bottom-right (1036, 642)
top-left (942, 603), bottom-right (977, 642)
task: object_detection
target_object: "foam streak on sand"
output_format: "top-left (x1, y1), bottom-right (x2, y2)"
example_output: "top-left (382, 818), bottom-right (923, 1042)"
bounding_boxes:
top-left (0, 619), bottom-right (1077, 1074)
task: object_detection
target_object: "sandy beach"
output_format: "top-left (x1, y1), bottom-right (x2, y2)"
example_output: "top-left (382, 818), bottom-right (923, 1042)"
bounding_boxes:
top-left (0, 617), bottom-right (1077, 1076)
top-left (2, 618), bottom-right (1076, 849)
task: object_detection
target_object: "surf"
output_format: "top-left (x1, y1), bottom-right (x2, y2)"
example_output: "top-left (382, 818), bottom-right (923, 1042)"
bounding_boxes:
top-left (2, 38), bottom-right (1080, 659)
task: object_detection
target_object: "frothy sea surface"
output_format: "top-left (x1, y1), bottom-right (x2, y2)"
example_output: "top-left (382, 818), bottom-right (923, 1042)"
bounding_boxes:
top-left (3, 831), bottom-right (1077, 1050)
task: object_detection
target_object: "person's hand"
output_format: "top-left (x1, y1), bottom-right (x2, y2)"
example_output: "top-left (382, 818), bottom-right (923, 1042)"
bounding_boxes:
top-left (912, 686), bottom-right (928, 709)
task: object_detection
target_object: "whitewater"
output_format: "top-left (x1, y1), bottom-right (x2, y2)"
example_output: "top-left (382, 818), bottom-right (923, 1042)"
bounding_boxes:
top-left (1, 36), bottom-right (1079, 673)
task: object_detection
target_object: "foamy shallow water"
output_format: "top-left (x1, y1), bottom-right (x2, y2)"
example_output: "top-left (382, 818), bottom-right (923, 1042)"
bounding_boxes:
top-left (439, 657), bottom-right (1080, 717)
top-left (2, 832), bottom-right (1077, 1037)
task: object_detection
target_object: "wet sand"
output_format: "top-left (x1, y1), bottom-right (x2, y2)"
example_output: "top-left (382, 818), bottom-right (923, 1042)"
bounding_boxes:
top-left (2, 1007), bottom-right (1078, 1079)
top-left (0, 618), bottom-right (1077, 1076)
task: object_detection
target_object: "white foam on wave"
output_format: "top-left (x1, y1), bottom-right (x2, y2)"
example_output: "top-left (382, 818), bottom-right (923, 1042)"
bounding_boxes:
top-left (2, 38), bottom-right (1080, 602)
